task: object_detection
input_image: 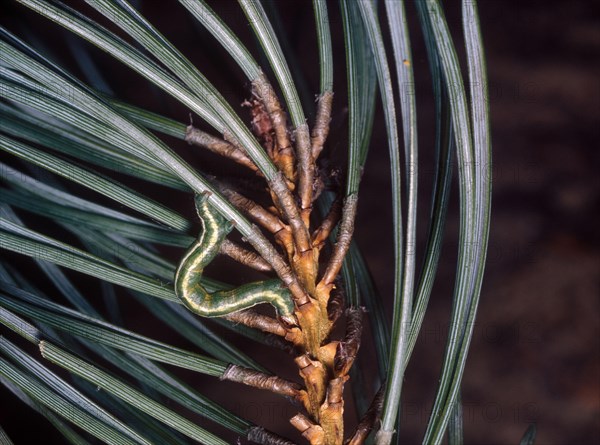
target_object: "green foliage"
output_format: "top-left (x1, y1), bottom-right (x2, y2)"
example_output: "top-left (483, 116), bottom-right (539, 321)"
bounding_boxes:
top-left (0, 1), bottom-right (492, 444)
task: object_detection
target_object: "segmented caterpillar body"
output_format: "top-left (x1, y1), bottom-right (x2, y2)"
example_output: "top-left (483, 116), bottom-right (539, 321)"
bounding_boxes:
top-left (175, 194), bottom-right (294, 317)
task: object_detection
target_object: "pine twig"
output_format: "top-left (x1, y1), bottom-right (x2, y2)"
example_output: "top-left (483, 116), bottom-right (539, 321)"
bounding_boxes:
top-left (311, 194), bottom-right (343, 249)
top-left (295, 122), bottom-right (314, 226)
top-left (247, 426), bottom-right (298, 445)
top-left (212, 179), bottom-right (296, 258)
top-left (327, 285), bottom-right (345, 326)
top-left (334, 307), bottom-right (364, 376)
top-left (319, 194), bottom-right (358, 287)
top-left (215, 182), bottom-right (287, 235)
top-left (319, 376), bottom-right (348, 444)
top-left (220, 239), bottom-right (272, 272)
top-left (310, 91), bottom-right (333, 160)
top-left (295, 354), bottom-right (327, 414)
top-left (269, 172), bottom-right (312, 255)
top-left (224, 309), bottom-right (302, 346)
top-left (346, 383), bottom-right (385, 445)
top-left (221, 364), bottom-right (304, 399)
top-left (245, 224), bottom-right (310, 307)
top-left (252, 73), bottom-right (296, 182)
top-left (224, 309), bottom-right (287, 336)
top-left (290, 413), bottom-right (325, 445)
top-left (185, 125), bottom-right (258, 172)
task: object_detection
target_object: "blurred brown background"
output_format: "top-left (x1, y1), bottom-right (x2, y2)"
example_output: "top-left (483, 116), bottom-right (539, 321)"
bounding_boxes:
top-left (1, 1), bottom-right (598, 444)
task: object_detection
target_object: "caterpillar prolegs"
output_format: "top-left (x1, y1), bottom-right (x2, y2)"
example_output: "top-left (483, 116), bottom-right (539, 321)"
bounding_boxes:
top-left (175, 194), bottom-right (295, 318)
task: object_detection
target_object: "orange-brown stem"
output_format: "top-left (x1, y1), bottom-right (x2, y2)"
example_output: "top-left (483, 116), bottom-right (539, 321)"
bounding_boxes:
top-left (252, 73), bottom-right (296, 182)
top-left (211, 76), bottom-right (358, 445)
top-left (243, 95), bottom-right (276, 160)
top-left (296, 354), bottom-right (328, 416)
top-left (345, 384), bottom-right (385, 445)
top-left (291, 414), bottom-right (326, 445)
top-left (247, 427), bottom-right (298, 445)
top-left (185, 126), bottom-right (258, 172)
top-left (319, 194), bottom-right (358, 289)
top-left (244, 224), bottom-right (311, 307)
top-left (219, 239), bottom-right (272, 272)
top-left (316, 341), bottom-right (339, 371)
top-left (221, 364), bottom-right (304, 400)
top-left (296, 297), bottom-right (331, 356)
top-left (213, 180), bottom-right (296, 258)
top-left (312, 195), bottom-right (343, 250)
top-left (225, 309), bottom-right (303, 347)
top-left (269, 172), bottom-right (312, 255)
top-left (296, 123), bottom-right (315, 227)
top-left (215, 182), bottom-right (287, 234)
top-left (311, 91), bottom-right (334, 160)
top-left (293, 246), bottom-right (319, 296)
top-left (333, 308), bottom-right (363, 377)
top-left (319, 376), bottom-right (348, 445)
top-left (327, 286), bottom-right (345, 326)
top-left (224, 309), bottom-right (286, 336)
top-left (263, 333), bottom-right (300, 354)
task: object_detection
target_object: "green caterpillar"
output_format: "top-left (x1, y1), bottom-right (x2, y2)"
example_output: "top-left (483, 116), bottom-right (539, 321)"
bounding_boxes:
top-left (175, 194), bottom-right (295, 318)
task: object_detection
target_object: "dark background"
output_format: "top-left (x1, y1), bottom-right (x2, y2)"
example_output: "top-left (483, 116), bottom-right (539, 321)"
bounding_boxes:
top-left (1, 1), bottom-right (598, 444)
